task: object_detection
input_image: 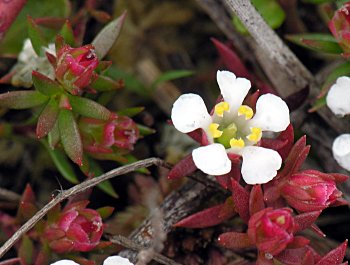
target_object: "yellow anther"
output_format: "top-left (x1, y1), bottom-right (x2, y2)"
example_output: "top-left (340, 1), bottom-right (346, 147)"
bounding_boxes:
top-left (247, 127), bottom-right (262, 142)
top-left (230, 137), bottom-right (245, 148)
top-left (209, 123), bottom-right (223, 138)
top-left (238, 105), bottom-right (254, 120)
top-left (276, 216), bottom-right (286, 225)
top-left (214, 101), bottom-right (230, 117)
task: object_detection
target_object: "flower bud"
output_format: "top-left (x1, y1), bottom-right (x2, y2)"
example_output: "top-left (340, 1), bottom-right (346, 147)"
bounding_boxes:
top-left (55, 44), bottom-right (98, 94)
top-left (281, 171), bottom-right (342, 212)
top-left (247, 208), bottom-right (294, 256)
top-left (44, 201), bottom-right (103, 253)
top-left (329, 3), bottom-right (350, 53)
top-left (79, 115), bottom-right (139, 154)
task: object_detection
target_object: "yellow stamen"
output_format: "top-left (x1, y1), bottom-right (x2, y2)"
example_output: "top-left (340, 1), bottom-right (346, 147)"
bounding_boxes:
top-left (238, 105), bottom-right (254, 120)
top-left (230, 137), bottom-right (245, 148)
top-left (276, 216), bottom-right (285, 225)
top-left (214, 101), bottom-right (230, 117)
top-left (209, 123), bottom-right (223, 138)
top-left (247, 127), bottom-right (262, 142)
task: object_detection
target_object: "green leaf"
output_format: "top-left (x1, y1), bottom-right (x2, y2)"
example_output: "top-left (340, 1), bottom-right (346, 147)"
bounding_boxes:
top-left (117, 107), bottom-right (145, 117)
top-left (59, 20), bottom-right (75, 46)
top-left (18, 236), bottom-right (34, 264)
top-left (32, 71), bottom-right (62, 96)
top-left (42, 140), bottom-right (79, 184)
top-left (58, 109), bottom-right (83, 166)
top-left (0, 0), bottom-right (70, 54)
top-left (233, 0), bottom-right (285, 34)
top-left (137, 124), bottom-right (156, 136)
top-left (48, 120), bottom-right (60, 148)
top-left (27, 16), bottom-right (48, 56)
top-left (36, 98), bottom-right (59, 138)
top-left (0, 91), bottom-right (48, 109)
top-left (285, 33), bottom-right (342, 54)
top-left (84, 158), bottom-right (119, 198)
top-left (97, 206), bottom-right (114, 219)
top-left (90, 75), bottom-right (123, 92)
top-left (151, 70), bottom-right (194, 90)
top-left (92, 11), bottom-right (127, 59)
top-left (67, 94), bottom-right (112, 120)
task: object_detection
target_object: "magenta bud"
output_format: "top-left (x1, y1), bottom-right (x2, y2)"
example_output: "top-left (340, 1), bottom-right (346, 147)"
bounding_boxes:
top-left (247, 208), bottom-right (295, 256)
top-left (281, 170), bottom-right (343, 212)
top-left (329, 3), bottom-right (350, 53)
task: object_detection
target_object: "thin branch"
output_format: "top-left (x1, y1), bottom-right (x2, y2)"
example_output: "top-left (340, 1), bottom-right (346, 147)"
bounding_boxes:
top-left (0, 157), bottom-right (167, 259)
top-left (109, 235), bottom-right (183, 265)
top-left (222, 0), bottom-right (313, 97)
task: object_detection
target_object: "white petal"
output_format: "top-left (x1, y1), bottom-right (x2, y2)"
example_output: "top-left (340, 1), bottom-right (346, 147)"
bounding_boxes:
top-left (332, 134), bottom-right (350, 171)
top-left (104, 256), bottom-right (134, 265)
top-left (171, 93), bottom-right (211, 133)
top-left (216, 70), bottom-right (251, 112)
top-left (192, 143), bottom-right (231, 175)
top-left (250, 94), bottom-right (290, 132)
top-left (51, 260), bottom-right (80, 265)
top-left (18, 39), bottom-right (37, 62)
top-left (241, 146), bottom-right (282, 184)
top-left (326, 76), bottom-right (350, 117)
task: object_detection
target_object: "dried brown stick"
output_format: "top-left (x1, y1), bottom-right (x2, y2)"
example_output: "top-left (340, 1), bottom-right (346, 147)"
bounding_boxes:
top-left (109, 235), bottom-right (183, 265)
top-left (222, 0), bottom-right (313, 97)
top-left (0, 157), bottom-right (167, 259)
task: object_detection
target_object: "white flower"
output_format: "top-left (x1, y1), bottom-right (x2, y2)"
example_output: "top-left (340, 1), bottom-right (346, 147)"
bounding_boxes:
top-left (332, 134), bottom-right (350, 171)
top-left (11, 38), bottom-right (55, 88)
top-left (171, 70), bottom-right (290, 184)
top-left (51, 256), bottom-right (133, 265)
top-left (326, 76), bottom-right (350, 117)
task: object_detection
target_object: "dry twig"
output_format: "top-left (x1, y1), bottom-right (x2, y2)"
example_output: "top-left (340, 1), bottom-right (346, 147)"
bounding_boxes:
top-left (0, 157), bottom-right (167, 259)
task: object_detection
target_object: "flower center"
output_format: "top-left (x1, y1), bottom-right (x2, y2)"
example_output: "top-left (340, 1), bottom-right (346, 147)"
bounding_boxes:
top-left (209, 101), bottom-right (262, 149)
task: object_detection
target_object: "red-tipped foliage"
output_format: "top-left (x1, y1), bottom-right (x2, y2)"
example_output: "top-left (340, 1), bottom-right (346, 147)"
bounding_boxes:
top-left (167, 154), bottom-right (197, 180)
top-left (316, 240), bottom-right (348, 265)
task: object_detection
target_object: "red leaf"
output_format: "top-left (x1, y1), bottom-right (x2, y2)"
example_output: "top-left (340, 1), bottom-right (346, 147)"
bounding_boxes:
top-left (0, 91), bottom-right (48, 109)
top-left (218, 232), bottom-right (252, 249)
top-left (301, 250), bottom-right (316, 265)
top-left (0, 258), bottom-right (22, 265)
top-left (211, 38), bottom-right (251, 79)
top-left (294, 211), bottom-right (322, 233)
top-left (174, 202), bottom-right (235, 228)
top-left (249, 185), bottom-right (265, 216)
top-left (36, 99), bottom-right (59, 138)
top-left (168, 154), bottom-right (197, 180)
top-left (0, 0), bottom-right (27, 40)
top-left (287, 236), bottom-right (310, 249)
top-left (231, 179), bottom-right (250, 222)
top-left (316, 240), bottom-right (348, 265)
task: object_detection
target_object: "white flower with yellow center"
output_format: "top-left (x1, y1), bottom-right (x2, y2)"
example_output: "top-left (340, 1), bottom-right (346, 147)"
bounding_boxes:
top-left (326, 76), bottom-right (350, 171)
top-left (171, 70), bottom-right (290, 185)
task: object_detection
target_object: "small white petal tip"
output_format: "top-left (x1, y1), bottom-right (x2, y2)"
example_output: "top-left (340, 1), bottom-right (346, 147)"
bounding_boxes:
top-left (332, 134), bottom-right (350, 171)
top-left (51, 260), bottom-right (80, 265)
top-left (326, 76), bottom-right (350, 117)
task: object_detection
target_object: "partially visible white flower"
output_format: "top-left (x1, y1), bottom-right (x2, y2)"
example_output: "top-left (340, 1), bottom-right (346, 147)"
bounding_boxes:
top-left (171, 70), bottom-right (290, 185)
top-left (332, 134), bottom-right (350, 171)
top-left (11, 38), bottom-right (56, 88)
top-left (326, 76), bottom-right (350, 117)
top-left (51, 256), bottom-right (133, 265)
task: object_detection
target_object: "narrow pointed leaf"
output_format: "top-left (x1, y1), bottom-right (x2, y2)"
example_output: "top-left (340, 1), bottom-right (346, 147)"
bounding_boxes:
top-left (42, 140), bottom-right (79, 184)
top-left (36, 98), bottom-right (59, 138)
top-left (27, 16), bottom-right (48, 56)
top-left (60, 20), bottom-right (75, 46)
top-left (151, 70), bottom-right (194, 90)
top-left (231, 179), bottom-right (250, 222)
top-left (286, 33), bottom-right (342, 54)
top-left (92, 11), bottom-right (127, 59)
top-left (117, 107), bottom-right (144, 117)
top-left (218, 232), bottom-right (252, 249)
top-left (174, 203), bottom-right (235, 228)
top-left (67, 94), bottom-right (112, 120)
top-left (32, 71), bottom-right (62, 96)
top-left (249, 185), bottom-right (265, 216)
top-left (168, 154), bottom-right (197, 179)
top-left (0, 91), bottom-right (48, 109)
top-left (294, 210), bottom-right (322, 232)
top-left (58, 109), bottom-right (83, 166)
top-left (316, 240), bottom-right (347, 265)
top-left (137, 124), bottom-right (156, 136)
top-left (48, 120), bottom-right (60, 148)
top-left (90, 75), bottom-right (123, 91)
top-left (97, 206), bottom-right (114, 219)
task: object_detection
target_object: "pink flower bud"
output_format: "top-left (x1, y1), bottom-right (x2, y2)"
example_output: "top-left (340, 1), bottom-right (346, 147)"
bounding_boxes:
top-left (79, 115), bottom-right (139, 154)
top-left (281, 171), bottom-right (342, 212)
top-left (247, 208), bottom-right (295, 256)
top-left (329, 3), bottom-right (350, 53)
top-left (44, 201), bottom-right (103, 253)
top-left (55, 44), bottom-right (98, 95)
